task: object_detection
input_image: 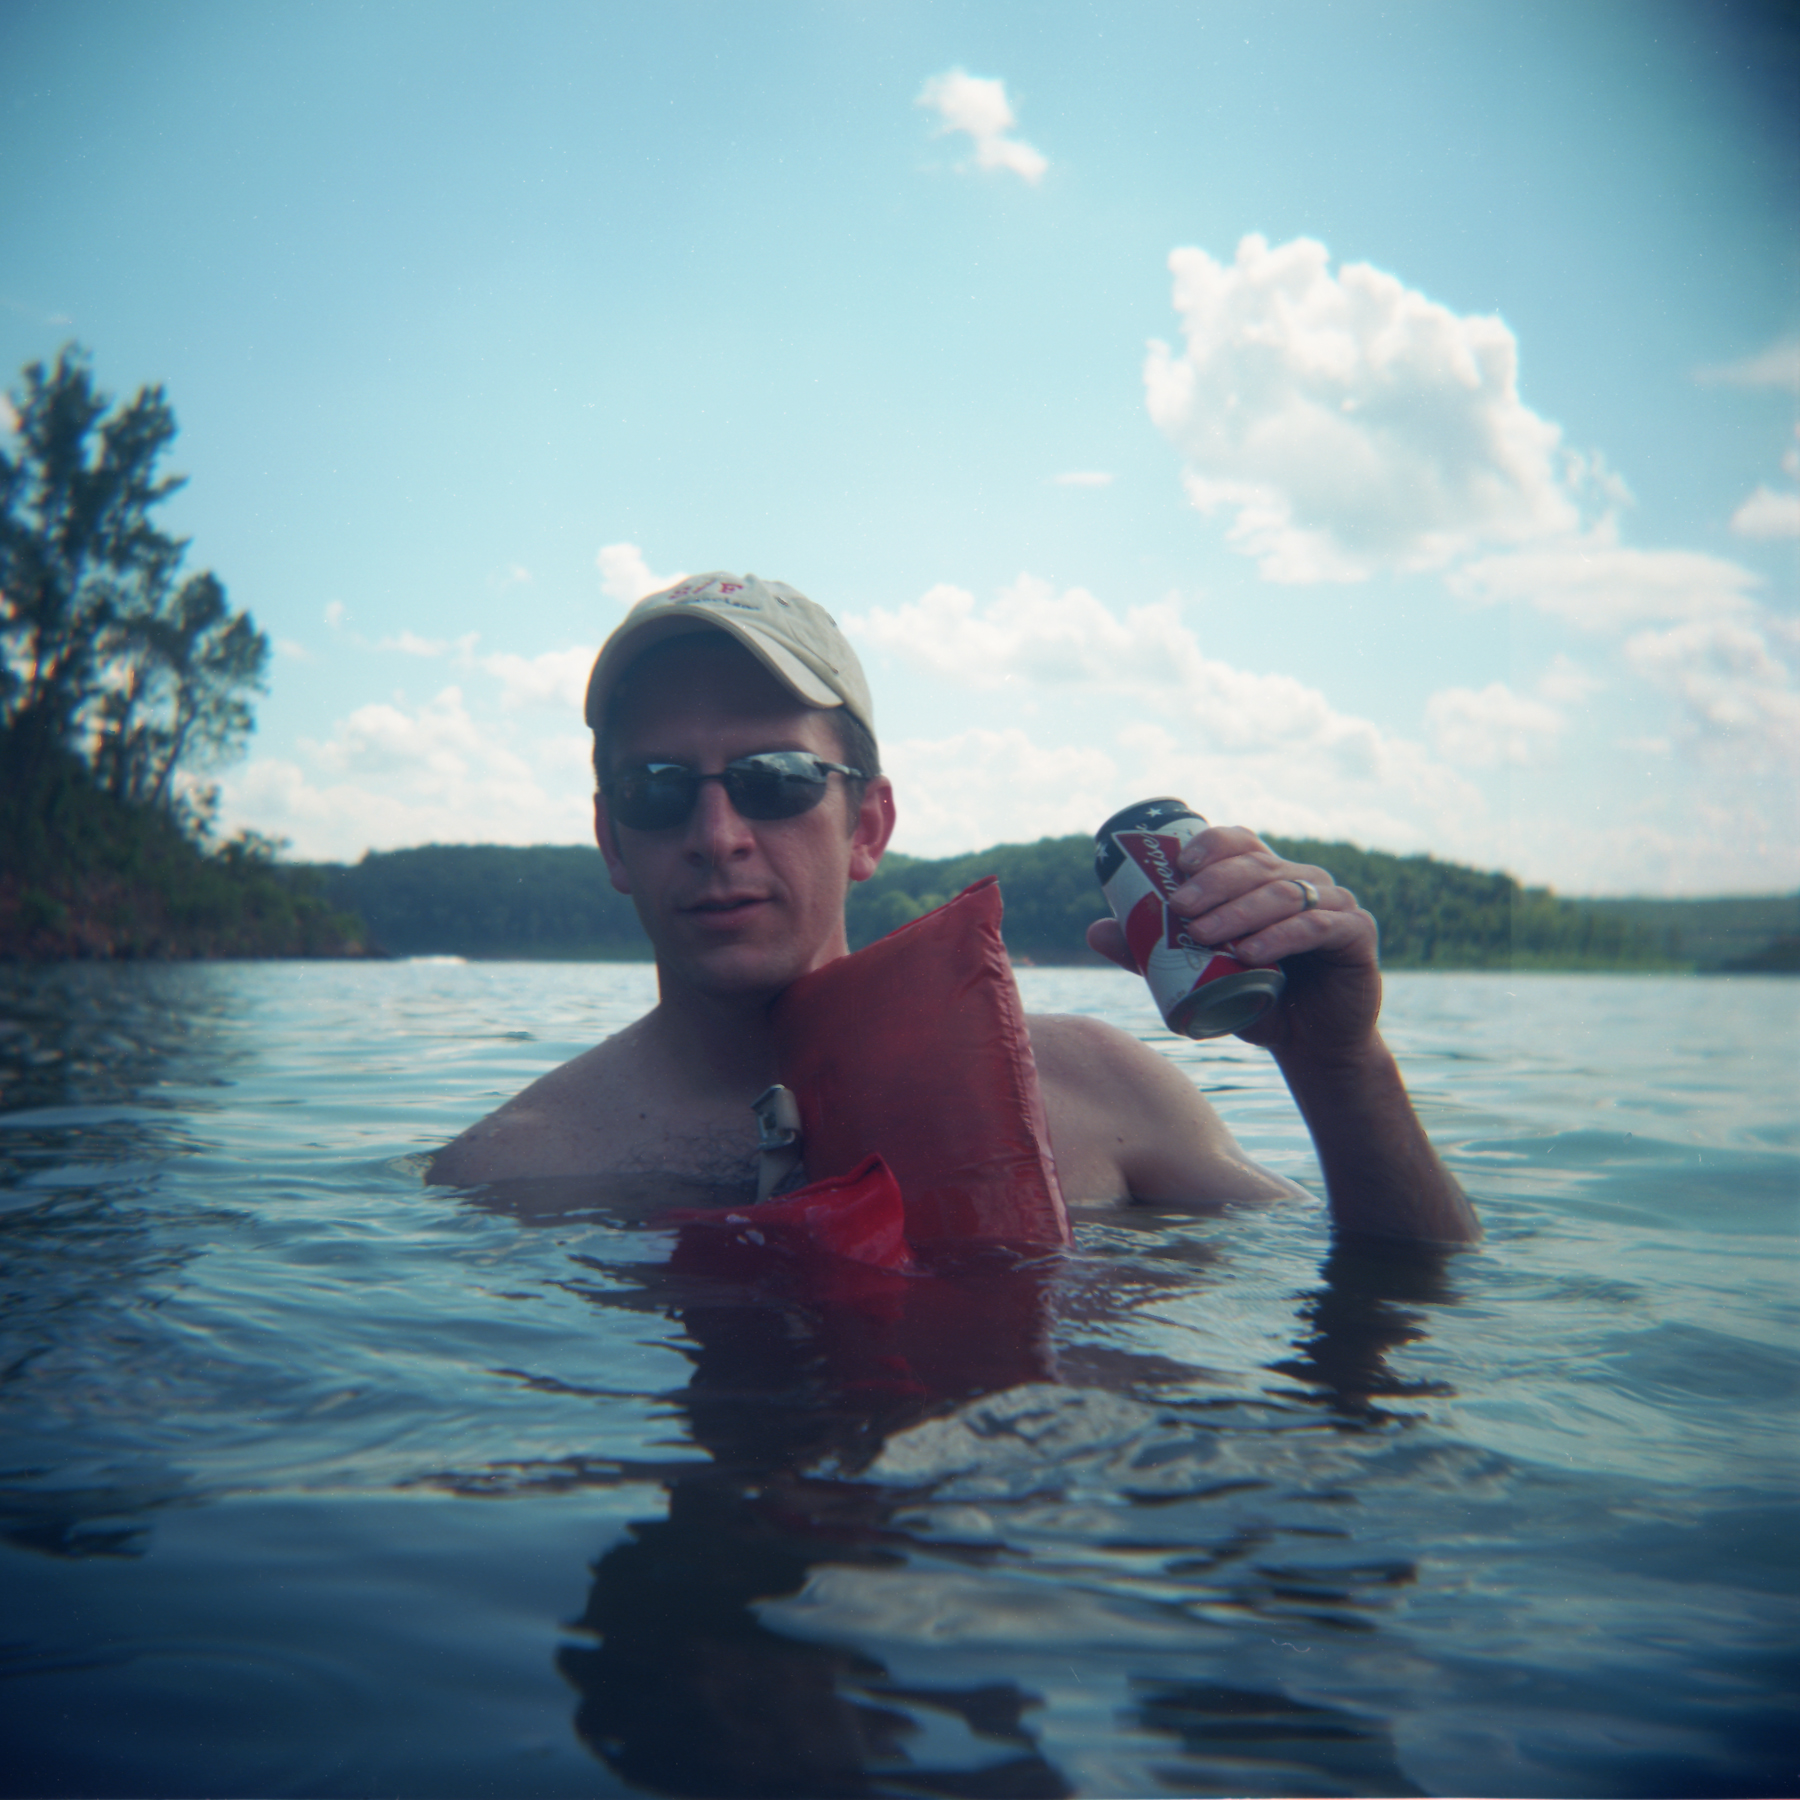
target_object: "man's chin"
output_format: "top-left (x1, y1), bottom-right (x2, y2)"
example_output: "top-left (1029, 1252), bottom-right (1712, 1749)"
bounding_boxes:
top-left (664, 941), bottom-right (810, 1002)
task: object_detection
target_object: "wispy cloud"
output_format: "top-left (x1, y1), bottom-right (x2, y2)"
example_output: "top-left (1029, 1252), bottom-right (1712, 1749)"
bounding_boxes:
top-left (1694, 334), bottom-right (1800, 394)
top-left (916, 69), bottom-right (1047, 185)
top-left (380, 630), bottom-right (453, 657)
top-left (1452, 531), bottom-right (1762, 632)
top-left (1729, 431), bottom-right (1800, 539)
top-left (0, 293), bottom-right (75, 329)
top-left (1426, 681), bottom-right (1564, 768)
top-left (1051, 471), bottom-right (1114, 488)
top-left (1732, 487), bottom-right (1800, 538)
top-left (1537, 653), bottom-right (1602, 705)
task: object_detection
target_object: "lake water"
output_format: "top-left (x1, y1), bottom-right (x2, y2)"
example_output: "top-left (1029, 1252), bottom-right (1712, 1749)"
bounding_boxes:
top-left (0, 961), bottom-right (1795, 1799)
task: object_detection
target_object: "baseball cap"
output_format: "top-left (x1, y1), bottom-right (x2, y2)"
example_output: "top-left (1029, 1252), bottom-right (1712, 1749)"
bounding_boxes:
top-left (584, 572), bottom-right (875, 740)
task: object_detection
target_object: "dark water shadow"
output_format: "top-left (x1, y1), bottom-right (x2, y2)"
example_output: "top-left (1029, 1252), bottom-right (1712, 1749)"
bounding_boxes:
top-left (475, 1186), bottom-right (1469, 1800)
top-left (555, 1246), bottom-right (1075, 1798)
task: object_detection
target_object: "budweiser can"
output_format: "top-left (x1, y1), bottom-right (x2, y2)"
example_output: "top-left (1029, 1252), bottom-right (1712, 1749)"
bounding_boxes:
top-left (1093, 798), bottom-right (1286, 1039)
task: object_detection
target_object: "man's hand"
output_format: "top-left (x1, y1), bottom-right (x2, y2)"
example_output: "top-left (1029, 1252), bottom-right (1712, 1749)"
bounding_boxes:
top-left (1086, 822), bottom-right (1480, 1244)
top-left (1086, 825), bottom-right (1381, 1066)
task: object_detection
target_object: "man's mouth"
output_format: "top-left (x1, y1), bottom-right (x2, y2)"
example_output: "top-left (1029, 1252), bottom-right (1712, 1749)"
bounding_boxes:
top-left (682, 894), bottom-right (771, 919)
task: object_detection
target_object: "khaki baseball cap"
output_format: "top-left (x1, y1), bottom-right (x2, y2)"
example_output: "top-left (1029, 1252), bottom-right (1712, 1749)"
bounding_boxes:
top-left (584, 572), bottom-right (875, 740)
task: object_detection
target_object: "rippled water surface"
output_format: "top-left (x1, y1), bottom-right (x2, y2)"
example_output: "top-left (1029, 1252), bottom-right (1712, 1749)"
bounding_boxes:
top-left (1, 961), bottom-right (1795, 1798)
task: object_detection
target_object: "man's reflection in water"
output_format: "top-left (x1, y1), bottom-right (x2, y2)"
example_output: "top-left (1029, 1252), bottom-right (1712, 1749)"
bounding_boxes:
top-left (558, 1244), bottom-right (1075, 1799)
top-left (509, 1192), bottom-right (1461, 1799)
top-left (1270, 1235), bottom-right (1461, 1420)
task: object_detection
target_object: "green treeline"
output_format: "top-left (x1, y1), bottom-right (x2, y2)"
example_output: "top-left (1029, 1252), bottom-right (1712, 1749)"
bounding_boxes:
top-left (315, 845), bottom-right (645, 960)
top-left (845, 834), bottom-right (1679, 969)
top-left (1, 348), bottom-right (368, 959)
top-left (309, 835), bottom-right (1794, 972)
top-left (1575, 893), bottom-right (1800, 973)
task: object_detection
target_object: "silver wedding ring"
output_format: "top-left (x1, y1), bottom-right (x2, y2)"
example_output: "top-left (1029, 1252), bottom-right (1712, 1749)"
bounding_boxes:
top-left (1291, 878), bottom-right (1320, 912)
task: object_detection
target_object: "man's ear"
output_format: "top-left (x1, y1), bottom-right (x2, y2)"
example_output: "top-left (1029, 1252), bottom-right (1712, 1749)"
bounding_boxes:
top-left (594, 793), bottom-right (632, 895)
top-left (848, 776), bottom-right (897, 884)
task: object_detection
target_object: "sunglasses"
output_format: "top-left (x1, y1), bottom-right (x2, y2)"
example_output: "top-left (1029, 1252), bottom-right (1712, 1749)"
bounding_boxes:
top-left (603, 750), bottom-right (865, 831)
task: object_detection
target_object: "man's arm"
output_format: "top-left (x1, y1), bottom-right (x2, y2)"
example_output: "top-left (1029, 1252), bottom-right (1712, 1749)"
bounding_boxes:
top-left (1086, 825), bottom-right (1480, 1247)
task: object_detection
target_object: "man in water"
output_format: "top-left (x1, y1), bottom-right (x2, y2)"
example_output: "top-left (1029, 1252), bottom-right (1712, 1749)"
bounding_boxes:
top-left (433, 573), bottom-right (1478, 1245)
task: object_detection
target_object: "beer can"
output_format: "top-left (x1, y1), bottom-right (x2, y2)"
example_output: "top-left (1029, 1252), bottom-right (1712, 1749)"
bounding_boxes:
top-left (1093, 798), bottom-right (1286, 1039)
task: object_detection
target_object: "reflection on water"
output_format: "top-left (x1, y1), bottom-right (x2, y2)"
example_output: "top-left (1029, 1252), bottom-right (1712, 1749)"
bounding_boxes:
top-left (554, 1252), bottom-right (1071, 1798)
top-left (545, 1235), bottom-right (1447, 1798)
top-left (0, 963), bottom-right (1795, 1797)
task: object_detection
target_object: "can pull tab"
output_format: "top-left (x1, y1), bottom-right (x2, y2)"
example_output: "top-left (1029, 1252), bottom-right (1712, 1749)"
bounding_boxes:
top-left (750, 1083), bottom-right (803, 1202)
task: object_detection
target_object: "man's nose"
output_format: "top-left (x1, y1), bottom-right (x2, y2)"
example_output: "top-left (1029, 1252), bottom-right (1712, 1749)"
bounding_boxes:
top-left (684, 773), bottom-right (755, 859)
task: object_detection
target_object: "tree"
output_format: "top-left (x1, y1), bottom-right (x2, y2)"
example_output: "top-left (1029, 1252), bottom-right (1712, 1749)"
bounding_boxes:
top-left (0, 345), bottom-right (267, 824)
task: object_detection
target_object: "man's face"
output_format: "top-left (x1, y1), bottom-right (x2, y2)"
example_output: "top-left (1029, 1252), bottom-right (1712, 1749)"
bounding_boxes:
top-left (594, 635), bottom-right (894, 1003)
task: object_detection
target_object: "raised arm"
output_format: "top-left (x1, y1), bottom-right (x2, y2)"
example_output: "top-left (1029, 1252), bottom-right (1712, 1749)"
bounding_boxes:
top-left (1086, 826), bottom-right (1480, 1247)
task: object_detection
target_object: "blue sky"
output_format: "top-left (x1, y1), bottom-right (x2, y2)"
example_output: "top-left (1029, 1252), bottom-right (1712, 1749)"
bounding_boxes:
top-left (3, 0), bottom-right (1794, 893)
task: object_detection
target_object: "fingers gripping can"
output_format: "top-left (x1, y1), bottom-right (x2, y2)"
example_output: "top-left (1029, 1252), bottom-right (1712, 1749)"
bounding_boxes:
top-left (1093, 798), bottom-right (1286, 1039)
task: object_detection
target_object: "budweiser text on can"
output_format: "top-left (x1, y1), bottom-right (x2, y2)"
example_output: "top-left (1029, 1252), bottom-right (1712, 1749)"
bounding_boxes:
top-left (1093, 798), bottom-right (1286, 1039)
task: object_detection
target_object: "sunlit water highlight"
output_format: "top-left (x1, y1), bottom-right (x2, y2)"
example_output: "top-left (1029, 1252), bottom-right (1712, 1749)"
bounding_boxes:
top-left (0, 962), bottom-right (1794, 1797)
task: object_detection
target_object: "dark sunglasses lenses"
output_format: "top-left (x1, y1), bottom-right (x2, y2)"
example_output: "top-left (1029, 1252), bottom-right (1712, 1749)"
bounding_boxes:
top-left (608, 753), bottom-right (850, 830)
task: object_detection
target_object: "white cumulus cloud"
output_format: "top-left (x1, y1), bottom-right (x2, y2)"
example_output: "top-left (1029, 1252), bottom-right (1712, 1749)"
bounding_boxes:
top-left (1426, 681), bottom-right (1564, 768)
top-left (1623, 617), bottom-right (1800, 761)
top-left (916, 68), bottom-right (1047, 184)
top-left (854, 576), bottom-right (1196, 692)
top-left (310, 686), bottom-right (486, 781)
top-left (885, 728), bottom-right (1118, 856)
top-left (219, 686), bottom-right (593, 860)
top-left (478, 645), bottom-right (596, 712)
top-left (852, 574), bottom-right (1486, 861)
top-left (1145, 234), bottom-right (1586, 583)
top-left (597, 543), bottom-right (686, 605)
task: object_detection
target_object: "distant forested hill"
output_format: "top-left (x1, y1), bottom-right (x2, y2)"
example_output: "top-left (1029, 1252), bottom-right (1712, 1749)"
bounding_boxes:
top-left (302, 836), bottom-right (1796, 972)
top-left (314, 845), bottom-right (644, 959)
top-left (1576, 893), bottom-right (1800, 973)
top-left (843, 835), bottom-right (1676, 969)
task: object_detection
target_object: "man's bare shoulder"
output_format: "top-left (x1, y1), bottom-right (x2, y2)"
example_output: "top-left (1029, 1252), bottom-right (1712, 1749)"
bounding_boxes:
top-left (428, 1030), bottom-right (641, 1187)
top-left (429, 1017), bottom-right (758, 1194)
top-left (1026, 1010), bottom-right (1305, 1210)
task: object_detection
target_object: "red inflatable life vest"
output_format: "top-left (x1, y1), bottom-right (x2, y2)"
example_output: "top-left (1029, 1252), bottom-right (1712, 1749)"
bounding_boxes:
top-left (771, 875), bottom-right (1070, 1256)
top-left (668, 1154), bottom-right (914, 1280)
top-left (664, 877), bottom-right (1070, 1281)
